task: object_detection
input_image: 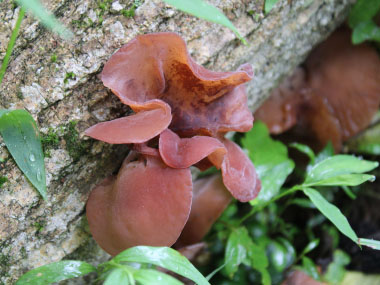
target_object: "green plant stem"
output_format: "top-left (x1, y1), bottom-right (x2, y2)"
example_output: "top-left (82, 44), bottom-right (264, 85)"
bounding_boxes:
top-left (106, 260), bottom-right (136, 284)
top-left (238, 185), bottom-right (303, 225)
top-left (0, 7), bottom-right (25, 86)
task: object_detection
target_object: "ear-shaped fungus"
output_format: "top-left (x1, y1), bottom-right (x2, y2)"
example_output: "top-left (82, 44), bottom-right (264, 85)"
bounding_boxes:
top-left (85, 32), bottom-right (254, 141)
top-left (86, 152), bottom-right (192, 256)
top-left (85, 32), bottom-right (261, 255)
top-left (255, 27), bottom-right (380, 151)
top-left (176, 174), bottom-right (232, 247)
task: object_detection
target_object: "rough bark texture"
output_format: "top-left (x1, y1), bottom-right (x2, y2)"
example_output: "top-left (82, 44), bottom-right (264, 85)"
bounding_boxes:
top-left (0, 0), bottom-right (353, 283)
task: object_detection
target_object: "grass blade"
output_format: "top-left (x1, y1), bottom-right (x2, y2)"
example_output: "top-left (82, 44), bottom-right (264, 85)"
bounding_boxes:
top-left (0, 7), bottom-right (25, 86)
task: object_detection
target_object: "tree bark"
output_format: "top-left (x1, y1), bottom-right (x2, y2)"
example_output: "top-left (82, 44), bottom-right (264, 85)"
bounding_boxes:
top-left (0, 0), bottom-right (353, 283)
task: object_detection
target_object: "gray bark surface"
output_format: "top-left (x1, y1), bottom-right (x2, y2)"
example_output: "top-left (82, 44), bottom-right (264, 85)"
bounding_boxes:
top-left (0, 0), bottom-right (352, 283)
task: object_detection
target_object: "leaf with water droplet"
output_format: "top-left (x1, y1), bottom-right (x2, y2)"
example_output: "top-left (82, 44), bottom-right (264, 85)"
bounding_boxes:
top-left (113, 246), bottom-right (210, 285)
top-left (0, 109), bottom-right (47, 200)
top-left (15, 260), bottom-right (95, 284)
top-left (304, 155), bottom-right (378, 187)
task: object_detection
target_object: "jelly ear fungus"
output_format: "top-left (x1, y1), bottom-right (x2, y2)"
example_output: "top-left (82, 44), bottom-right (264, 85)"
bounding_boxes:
top-left (85, 32), bottom-right (261, 255)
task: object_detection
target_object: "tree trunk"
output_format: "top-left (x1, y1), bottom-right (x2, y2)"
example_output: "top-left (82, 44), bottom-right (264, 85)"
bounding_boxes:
top-left (0, 0), bottom-right (352, 283)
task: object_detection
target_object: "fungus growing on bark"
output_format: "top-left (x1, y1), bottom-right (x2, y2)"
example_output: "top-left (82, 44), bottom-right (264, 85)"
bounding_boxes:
top-left (86, 151), bottom-right (192, 256)
top-left (255, 27), bottom-right (380, 151)
top-left (85, 32), bottom-right (261, 255)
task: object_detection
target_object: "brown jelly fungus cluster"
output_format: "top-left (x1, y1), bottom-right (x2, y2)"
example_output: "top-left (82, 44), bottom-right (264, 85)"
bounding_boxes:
top-left (85, 32), bottom-right (261, 255)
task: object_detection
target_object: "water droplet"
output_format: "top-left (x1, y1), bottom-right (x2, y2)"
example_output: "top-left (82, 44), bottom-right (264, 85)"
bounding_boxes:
top-left (29, 154), bottom-right (35, 162)
top-left (37, 171), bottom-right (42, 181)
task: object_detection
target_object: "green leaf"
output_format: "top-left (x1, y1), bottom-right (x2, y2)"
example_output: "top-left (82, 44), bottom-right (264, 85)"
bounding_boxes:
top-left (225, 227), bottom-right (270, 284)
top-left (266, 241), bottom-right (288, 272)
top-left (290, 143), bottom-right (315, 164)
top-left (104, 268), bottom-right (132, 285)
top-left (249, 241), bottom-right (271, 285)
top-left (0, 7), bottom-right (25, 86)
top-left (352, 20), bottom-right (380, 44)
top-left (0, 110), bottom-right (47, 199)
top-left (162, 0), bottom-right (246, 44)
top-left (134, 269), bottom-right (183, 285)
top-left (341, 186), bottom-right (356, 200)
top-left (305, 173), bottom-right (375, 187)
top-left (358, 238), bottom-right (380, 250)
top-left (16, 260), bottom-right (95, 285)
top-left (16, 0), bottom-right (73, 39)
top-left (304, 155), bottom-right (378, 187)
top-left (264, 0), bottom-right (280, 14)
top-left (206, 264), bottom-right (225, 281)
top-left (113, 246), bottom-right (210, 285)
top-left (289, 198), bottom-right (315, 209)
top-left (242, 122), bottom-right (294, 204)
top-left (348, 0), bottom-right (380, 28)
top-left (302, 188), bottom-right (358, 243)
top-left (324, 250), bottom-right (350, 284)
top-left (225, 228), bottom-right (247, 277)
top-left (314, 141), bottom-right (334, 165)
top-left (301, 256), bottom-right (321, 281)
top-left (301, 239), bottom-right (319, 256)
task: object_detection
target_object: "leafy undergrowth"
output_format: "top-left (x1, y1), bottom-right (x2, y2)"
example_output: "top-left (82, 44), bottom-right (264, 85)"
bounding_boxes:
top-left (193, 122), bottom-right (380, 285)
top-left (16, 122), bottom-right (380, 284)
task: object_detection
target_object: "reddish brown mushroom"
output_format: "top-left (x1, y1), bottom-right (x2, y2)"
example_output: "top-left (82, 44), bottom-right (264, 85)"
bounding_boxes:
top-left (176, 174), bottom-right (232, 247)
top-left (255, 27), bottom-right (380, 151)
top-left (86, 151), bottom-right (192, 256)
top-left (85, 32), bottom-right (261, 255)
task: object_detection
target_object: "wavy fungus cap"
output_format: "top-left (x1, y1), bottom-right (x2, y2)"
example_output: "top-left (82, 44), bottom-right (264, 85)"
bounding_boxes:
top-left (86, 32), bottom-right (254, 142)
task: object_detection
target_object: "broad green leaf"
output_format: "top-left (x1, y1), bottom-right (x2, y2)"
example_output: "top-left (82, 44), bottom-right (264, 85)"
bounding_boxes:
top-left (302, 188), bottom-right (358, 243)
top-left (225, 227), bottom-right (270, 284)
top-left (104, 268), bottom-right (132, 285)
top-left (225, 228), bottom-right (247, 277)
top-left (134, 269), bottom-right (183, 285)
top-left (348, 0), bottom-right (380, 28)
top-left (358, 238), bottom-right (380, 250)
top-left (305, 173), bottom-right (375, 187)
top-left (242, 122), bottom-right (294, 204)
top-left (290, 143), bottom-right (315, 164)
top-left (113, 246), bottom-right (210, 285)
top-left (0, 110), bottom-right (47, 199)
top-left (301, 239), bottom-right (319, 256)
top-left (324, 250), bottom-right (350, 284)
top-left (301, 256), bottom-right (321, 281)
top-left (16, 0), bottom-right (73, 39)
top-left (352, 20), bottom-right (380, 44)
top-left (16, 261), bottom-right (95, 285)
top-left (304, 155), bottom-right (378, 187)
top-left (162, 0), bottom-right (246, 44)
top-left (264, 0), bottom-right (280, 14)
